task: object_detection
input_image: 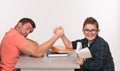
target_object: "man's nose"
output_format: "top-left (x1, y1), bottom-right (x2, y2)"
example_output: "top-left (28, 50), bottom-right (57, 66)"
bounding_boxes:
top-left (27, 30), bottom-right (31, 34)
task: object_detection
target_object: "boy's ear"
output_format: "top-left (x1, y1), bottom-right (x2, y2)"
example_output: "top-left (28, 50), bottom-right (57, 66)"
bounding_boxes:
top-left (97, 29), bottom-right (100, 32)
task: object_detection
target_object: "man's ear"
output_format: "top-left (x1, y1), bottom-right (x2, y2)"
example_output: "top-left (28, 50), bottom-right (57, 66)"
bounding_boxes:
top-left (17, 22), bottom-right (22, 27)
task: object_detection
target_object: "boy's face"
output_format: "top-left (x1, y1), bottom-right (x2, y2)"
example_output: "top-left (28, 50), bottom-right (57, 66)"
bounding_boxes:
top-left (83, 24), bottom-right (99, 43)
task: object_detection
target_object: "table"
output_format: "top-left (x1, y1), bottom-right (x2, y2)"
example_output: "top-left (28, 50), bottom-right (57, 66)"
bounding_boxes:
top-left (15, 51), bottom-right (80, 71)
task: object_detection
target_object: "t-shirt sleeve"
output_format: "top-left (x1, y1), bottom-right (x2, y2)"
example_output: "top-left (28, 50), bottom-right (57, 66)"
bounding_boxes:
top-left (12, 34), bottom-right (27, 50)
top-left (72, 40), bottom-right (83, 49)
top-left (72, 40), bottom-right (77, 49)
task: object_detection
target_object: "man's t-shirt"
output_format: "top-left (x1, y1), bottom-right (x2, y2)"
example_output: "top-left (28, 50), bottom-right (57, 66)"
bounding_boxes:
top-left (0, 29), bottom-right (27, 71)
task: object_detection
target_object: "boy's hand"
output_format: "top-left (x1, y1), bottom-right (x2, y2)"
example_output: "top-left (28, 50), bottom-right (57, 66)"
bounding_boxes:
top-left (77, 57), bottom-right (84, 65)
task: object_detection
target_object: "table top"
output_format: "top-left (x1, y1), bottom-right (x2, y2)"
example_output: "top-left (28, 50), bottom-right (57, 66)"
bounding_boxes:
top-left (15, 51), bottom-right (80, 69)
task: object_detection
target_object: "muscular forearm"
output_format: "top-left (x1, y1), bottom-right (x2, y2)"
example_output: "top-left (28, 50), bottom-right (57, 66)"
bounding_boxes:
top-left (21, 29), bottom-right (62, 57)
top-left (36, 35), bottom-right (59, 56)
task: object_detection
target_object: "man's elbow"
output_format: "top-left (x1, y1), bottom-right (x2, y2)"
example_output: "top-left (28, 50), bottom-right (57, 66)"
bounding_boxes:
top-left (31, 51), bottom-right (45, 58)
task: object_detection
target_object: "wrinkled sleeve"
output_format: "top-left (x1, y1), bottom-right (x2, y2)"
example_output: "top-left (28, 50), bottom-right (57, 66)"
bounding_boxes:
top-left (82, 42), bottom-right (109, 70)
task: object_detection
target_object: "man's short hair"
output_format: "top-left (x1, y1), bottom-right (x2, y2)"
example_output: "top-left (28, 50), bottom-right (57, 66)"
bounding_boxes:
top-left (18, 18), bottom-right (36, 28)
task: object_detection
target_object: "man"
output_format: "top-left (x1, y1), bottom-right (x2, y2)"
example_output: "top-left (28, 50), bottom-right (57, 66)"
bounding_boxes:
top-left (0, 18), bottom-right (63, 71)
top-left (54, 17), bottom-right (114, 71)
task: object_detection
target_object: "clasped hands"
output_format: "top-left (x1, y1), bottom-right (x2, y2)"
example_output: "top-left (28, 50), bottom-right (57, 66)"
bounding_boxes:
top-left (54, 26), bottom-right (84, 65)
top-left (53, 26), bottom-right (65, 38)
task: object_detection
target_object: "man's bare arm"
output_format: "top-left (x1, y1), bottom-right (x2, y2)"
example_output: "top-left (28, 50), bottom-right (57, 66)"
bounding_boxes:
top-left (21, 29), bottom-right (63, 57)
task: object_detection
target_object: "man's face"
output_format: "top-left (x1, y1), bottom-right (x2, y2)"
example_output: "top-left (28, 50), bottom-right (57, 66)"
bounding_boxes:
top-left (18, 22), bottom-right (33, 37)
top-left (82, 24), bottom-right (99, 43)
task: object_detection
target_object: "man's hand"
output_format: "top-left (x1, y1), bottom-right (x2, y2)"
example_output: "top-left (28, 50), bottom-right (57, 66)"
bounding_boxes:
top-left (54, 26), bottom-right (64, 38)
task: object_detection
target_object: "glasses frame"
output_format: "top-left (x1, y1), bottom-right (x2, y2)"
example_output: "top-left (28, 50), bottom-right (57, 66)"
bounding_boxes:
top-left (83, 29), bottom-right (98, 34)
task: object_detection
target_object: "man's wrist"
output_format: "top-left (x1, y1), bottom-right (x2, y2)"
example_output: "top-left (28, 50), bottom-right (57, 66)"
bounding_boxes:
top-left (53, 34), bottom-right (59, 39)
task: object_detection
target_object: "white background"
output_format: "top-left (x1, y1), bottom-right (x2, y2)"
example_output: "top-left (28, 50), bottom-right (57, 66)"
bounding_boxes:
top-left (0, 0), bottom-right (119, 71)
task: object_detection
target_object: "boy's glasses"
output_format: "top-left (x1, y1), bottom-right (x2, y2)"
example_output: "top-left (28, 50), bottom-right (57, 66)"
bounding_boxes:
top-left (83, 29), bottom-right (98, 34)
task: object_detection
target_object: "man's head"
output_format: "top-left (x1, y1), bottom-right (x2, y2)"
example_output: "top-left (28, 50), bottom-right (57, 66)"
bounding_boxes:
top-left (15, 18), bottom-right (36, 37)
top-left (82, 17), bottom-right (100, 43)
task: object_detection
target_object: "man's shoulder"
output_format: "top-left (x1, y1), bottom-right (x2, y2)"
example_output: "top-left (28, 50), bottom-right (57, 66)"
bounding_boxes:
top-left (5, 29), bottom-right (25, 39)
